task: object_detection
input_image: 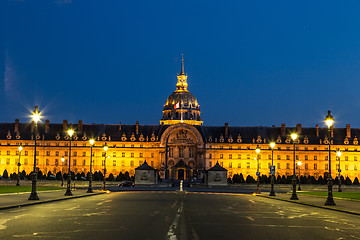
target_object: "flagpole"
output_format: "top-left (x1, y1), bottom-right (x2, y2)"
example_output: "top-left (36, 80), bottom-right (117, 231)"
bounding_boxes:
top-left (180, 101), bottom-right (183, 123)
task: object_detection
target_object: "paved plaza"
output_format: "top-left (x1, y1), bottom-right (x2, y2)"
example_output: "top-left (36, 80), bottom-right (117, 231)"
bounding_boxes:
top-left (0, 183), bottom-right (359, 240)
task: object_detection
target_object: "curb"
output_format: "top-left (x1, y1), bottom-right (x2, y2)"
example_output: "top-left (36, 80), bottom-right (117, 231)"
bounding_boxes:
top-left (0, 191), bottom-right (106, 211)
top-left (258, 195), bottom-right (360, 216)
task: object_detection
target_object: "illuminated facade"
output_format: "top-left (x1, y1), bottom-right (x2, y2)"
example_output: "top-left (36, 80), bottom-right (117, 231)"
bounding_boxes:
top-left (0, 59), bottom-right (359, 181)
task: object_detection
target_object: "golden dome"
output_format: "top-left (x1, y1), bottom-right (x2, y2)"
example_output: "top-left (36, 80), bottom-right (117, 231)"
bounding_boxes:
top-left (160, 57), bottom-right (203, 126)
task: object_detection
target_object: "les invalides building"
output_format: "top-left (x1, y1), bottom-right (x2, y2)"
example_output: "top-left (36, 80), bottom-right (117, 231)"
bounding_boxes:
top-left (0, 58), bottom-right (359, 182)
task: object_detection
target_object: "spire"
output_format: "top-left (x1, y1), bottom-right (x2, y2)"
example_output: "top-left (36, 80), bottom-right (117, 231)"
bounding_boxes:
top-left (180, 54), bottom-right (184, 75)
top-left (176, 54), bottom-right (188, 91)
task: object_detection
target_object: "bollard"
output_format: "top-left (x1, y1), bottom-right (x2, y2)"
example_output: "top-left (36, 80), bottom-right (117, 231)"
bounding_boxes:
top-left (180, 180), bottom-right (183, 192)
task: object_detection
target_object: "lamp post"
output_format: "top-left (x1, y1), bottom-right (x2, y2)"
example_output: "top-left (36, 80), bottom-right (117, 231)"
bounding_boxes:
top-left (16, 146), bottom-right (23, 186)
top-left (337, 151), bottom-right (342, 192)
top-left (29, 105), bottom-right (40, 200)
top-left (87, 139), bottom-right (95, 193)
top-left (61, 157), bottom-right (65, 187)
top-left (290, 133), bottom-right (299, 200)
top-left (325, 110), bottom-right (336, 206)
top-left (297, 161), bottom-right (302, 191)
top-left (65, 128), bottom-right (74, 196)
top-left (269, 142), bottom-right (276, 196)
top-left (102, 143), bottom-right (108, 191)
top-left (255, 145), bottom-right (261, 194)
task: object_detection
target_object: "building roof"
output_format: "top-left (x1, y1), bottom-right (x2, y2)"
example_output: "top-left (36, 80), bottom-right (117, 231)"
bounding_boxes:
top-left (1, 121), bottom-right (359, 146)
top-left (135, 161), bottom-right (155, 170)
top-left (207, 162), bottom-right (228, 171)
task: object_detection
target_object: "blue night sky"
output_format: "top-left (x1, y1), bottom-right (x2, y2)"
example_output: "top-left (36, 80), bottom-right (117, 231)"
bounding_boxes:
top-left (1, 0), bottom-right (360, 128)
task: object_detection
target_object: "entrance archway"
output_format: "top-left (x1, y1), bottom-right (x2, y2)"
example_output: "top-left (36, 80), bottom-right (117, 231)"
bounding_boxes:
top-left (178, 169), bottom-right (185, 180)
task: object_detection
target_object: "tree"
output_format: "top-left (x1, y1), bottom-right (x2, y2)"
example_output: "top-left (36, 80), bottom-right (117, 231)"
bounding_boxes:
top-left (37, 170), bottom-right (43, 180)
top-left (10, 173), bottom-right (17, 180)
top-left (300, 176), bottom-right (306, 184)
top-left (232, 174), bottom-right (240, 183)
top-left (98, 171), bottom-right (104, 181)
top-left (317, 176), bottom-right (325, 184)
top-left (227, 177), bottom-right (232, 183)
top-left (75, 172), bottom-right (82, 180)
top-left (3, 169), bottom-right (9, 179)
top-left (21, 170), bottom-right (26, 180)
top-left (286, 176), bottom-right (292, 184)
top-left (46, 171), bottom-right (53, 180)
top-left (56, 171), bottom-right (62, 180)
top-left (260, 175), bottom-right (269, 184)
top-left (124, 171), bottom-right (130, 180)
top-left (353, 177), bottom-right (359, 185)
top-left (345, 177), bottom-right (352, 185)
top-left (245, 175), bottom-right (255, 183)
top-left (107, 173), bottom-right (115, 181)
top-left (71, 171), bottom-right (75, 181)
top-left (116, 172), bottom-right (124, 181)
top-left (239, 173), bottom-right (245, 183)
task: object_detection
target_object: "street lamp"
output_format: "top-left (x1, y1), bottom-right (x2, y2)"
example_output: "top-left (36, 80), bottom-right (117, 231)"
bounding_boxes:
top-left (297, 161), bottom-right (302, 191)
top-left (16, 146), bottom-right (23, 186)
top-left (102, 143), bottom-right (108, 191)
top-left (336, 151), bottom-right (342, 192)
top-left (290, 133), bottom-right (299, 200)
top-left (65, 127), bottom-right (74, 196)
top-left (325, 110), bottom-right (336, 206)
top-left (269, 142), bottom-right (276, 196)
top-left (61, 156), bottom-right (65, 187)
top-left (87, 139), bottom-right (95, 193)
top-left (255, 145), bottom-right (261, 194)
top-left (29, 105), bottom-right (41, 200)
